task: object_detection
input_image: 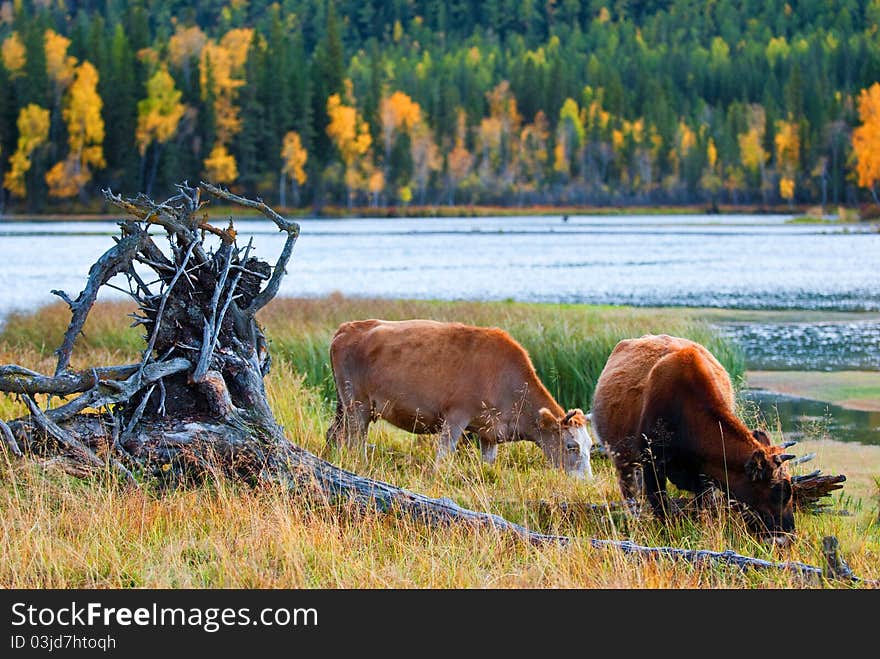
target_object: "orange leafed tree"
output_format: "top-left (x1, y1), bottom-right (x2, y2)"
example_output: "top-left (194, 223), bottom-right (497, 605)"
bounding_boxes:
top-left (410, 121), bottom-right (441, 204)
top-left (519, 110), bottom-right (550, 194)
top-left (852, 82), bottom-right (880, 204)
top-left (446, 108), bottom-right (474, 204)
top-left (327, 86), bottom-right (373, 206)
top-left (168, 24), bottom-right (207, 86)
top-left (45, 61), bottom-right (105, 198)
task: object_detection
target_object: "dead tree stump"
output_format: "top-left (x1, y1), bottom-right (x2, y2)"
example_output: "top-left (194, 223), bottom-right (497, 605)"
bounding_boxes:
top-left (0, 182), bottom-right (567, 544)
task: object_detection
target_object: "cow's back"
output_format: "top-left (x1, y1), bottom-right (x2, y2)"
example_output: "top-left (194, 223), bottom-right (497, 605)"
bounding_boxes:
top-left (591, 334), bottom-right (735, 454)
top-left (329, 319), bottom-right (535, 427)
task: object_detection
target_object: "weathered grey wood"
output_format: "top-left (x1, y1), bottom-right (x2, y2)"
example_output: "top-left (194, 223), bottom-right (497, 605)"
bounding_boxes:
top-left (20, 394), bottom-right (137, 486)
top-left (0, 418), bottom-right (22, 457)
top-left (590, 538), bottom-right (832, 581)
top-left (199, 182), bottom-right (300, 315)
top-left (39, 358), bottom-right (192, 424)
top-left (52, 229), bottom-right (150, 375)
top-left (0, 363), bottom-right (140, 395)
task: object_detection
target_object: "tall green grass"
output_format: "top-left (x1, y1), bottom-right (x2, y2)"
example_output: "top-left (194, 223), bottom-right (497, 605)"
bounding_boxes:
top-left (257, 295), bottom-right (745, 411)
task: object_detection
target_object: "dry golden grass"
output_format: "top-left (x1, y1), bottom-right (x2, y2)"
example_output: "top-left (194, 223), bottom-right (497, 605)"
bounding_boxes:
top-left (0, 298), bottom-right (877, 588)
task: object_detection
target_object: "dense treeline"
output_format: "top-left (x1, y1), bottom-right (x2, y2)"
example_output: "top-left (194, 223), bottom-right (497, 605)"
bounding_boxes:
top-left (2, 0), bottom-right (880, 212)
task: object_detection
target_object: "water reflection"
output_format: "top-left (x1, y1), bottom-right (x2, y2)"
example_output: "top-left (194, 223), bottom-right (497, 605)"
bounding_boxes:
top-left (740, 389), bottom-right (880, 446)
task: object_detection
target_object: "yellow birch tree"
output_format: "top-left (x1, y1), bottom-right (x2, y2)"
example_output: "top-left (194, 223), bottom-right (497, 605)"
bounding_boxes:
top-left (45, 29), bottom-right (77, 95)
top-left (199, 28), bottom-right (253, 183)
top-left (738, 104), bottom-right (770, 203)
top-left (45, 61), bottom-right (105, 198)
top-left (3, 104), bottom-right (50, 197)
top-left (379, 90), bottom-right (421, 198)
top-left (204, 144), bottom-right (238, 183)
top-left (136, 65), bottom-right (186, 192)
top-left (280, 130), bottom-right (308, 206)
top-left (774, 118), bottom-right (800, 206)
top-left (1, 31), bottom-right (25, 77)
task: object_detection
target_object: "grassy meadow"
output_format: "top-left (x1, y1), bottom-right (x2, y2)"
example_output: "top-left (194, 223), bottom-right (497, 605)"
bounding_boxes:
top-left (0, 296), bottom-right (878, 588)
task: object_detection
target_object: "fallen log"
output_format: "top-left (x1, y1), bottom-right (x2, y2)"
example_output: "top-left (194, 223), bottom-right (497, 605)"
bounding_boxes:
top-left (590, 535), bottom-right (876, 585)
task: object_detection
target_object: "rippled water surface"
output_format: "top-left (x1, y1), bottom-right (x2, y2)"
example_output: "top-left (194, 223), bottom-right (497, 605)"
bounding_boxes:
top-left (717, 320), bottom-right (880, 370)
top-left (1, 214), bottom-right (879, 317)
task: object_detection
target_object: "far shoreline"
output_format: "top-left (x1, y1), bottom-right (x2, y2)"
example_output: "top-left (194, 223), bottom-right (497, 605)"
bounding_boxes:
top-left (0, 202), bottom-right (852, 222)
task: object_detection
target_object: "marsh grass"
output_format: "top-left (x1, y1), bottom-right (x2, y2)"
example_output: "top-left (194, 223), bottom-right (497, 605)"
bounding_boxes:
top-left (258, 294), bottom-right (744, 408)
top-left (0, 297), bottom-right (876, 588)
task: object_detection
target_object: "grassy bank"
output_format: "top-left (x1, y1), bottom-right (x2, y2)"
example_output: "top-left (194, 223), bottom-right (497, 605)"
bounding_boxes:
top-left (0, 297), bottom-right (876, 588)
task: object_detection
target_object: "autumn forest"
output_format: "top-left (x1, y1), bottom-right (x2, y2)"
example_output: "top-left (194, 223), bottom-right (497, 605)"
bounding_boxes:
top-left (2, 0), bottom-right (880, 212)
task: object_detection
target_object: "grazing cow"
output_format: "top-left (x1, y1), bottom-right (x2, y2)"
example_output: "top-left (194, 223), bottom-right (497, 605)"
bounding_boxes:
top-left (326, 319), bottom-right (593, 478)
top-left (590, 334), bottom-right (795, 540)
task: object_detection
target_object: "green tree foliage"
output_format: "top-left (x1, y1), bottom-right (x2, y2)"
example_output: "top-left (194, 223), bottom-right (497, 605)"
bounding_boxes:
top-left (0, 0), bottom-right (879, 208)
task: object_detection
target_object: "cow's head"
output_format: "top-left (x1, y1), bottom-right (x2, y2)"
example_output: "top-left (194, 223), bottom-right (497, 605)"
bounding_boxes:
top-left (734, 444), bottom-right (796, 543)
top-left (537, 407), bottom-right (593, 479)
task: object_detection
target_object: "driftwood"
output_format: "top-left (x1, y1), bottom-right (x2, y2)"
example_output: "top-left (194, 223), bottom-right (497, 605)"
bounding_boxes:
top-left (0, 181), bottom-right (863, 585)
top-left (590, 535), bottom-right (876, 586)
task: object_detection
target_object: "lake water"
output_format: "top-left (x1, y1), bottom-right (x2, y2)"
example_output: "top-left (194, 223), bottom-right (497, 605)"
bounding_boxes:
top-left (1, 214), bottom-right (879, 316)
top-left (1, 213), bottom-right (878, 444)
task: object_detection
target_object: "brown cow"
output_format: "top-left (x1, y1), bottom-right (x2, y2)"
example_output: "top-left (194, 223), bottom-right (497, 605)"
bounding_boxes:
top-left (590, 334), bottom-right (795, 540)
top-left (326, 319), bottom-right (593, 478)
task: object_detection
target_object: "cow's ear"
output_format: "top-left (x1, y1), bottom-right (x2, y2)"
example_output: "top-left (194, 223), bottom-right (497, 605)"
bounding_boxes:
top-left (538, 408), bottom-right (558, 429)
top-left (751, 429), bottom-right (771, 446)
top-left (745, 450), bottom-right (772, 482)
top-left (563, 408), bottom-right (585, 425)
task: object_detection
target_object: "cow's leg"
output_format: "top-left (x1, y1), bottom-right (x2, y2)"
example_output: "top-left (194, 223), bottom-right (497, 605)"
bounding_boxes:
top-left (325, 398), bottom-right (346, 448)
top-left (328, 381), bottom-right (371, 451)
top-left (479, 438), bottom-right (498, 464)
top-left (341, 399), bottom-right (371, 449)
top-left (616, 462), bottom-right (643, 501)
top-left (640, 428), bottom-right (681, 521)
top-left (435, 414), bottom-right (468, 464)
top-left (642, 454), bottom-right (671, 521)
